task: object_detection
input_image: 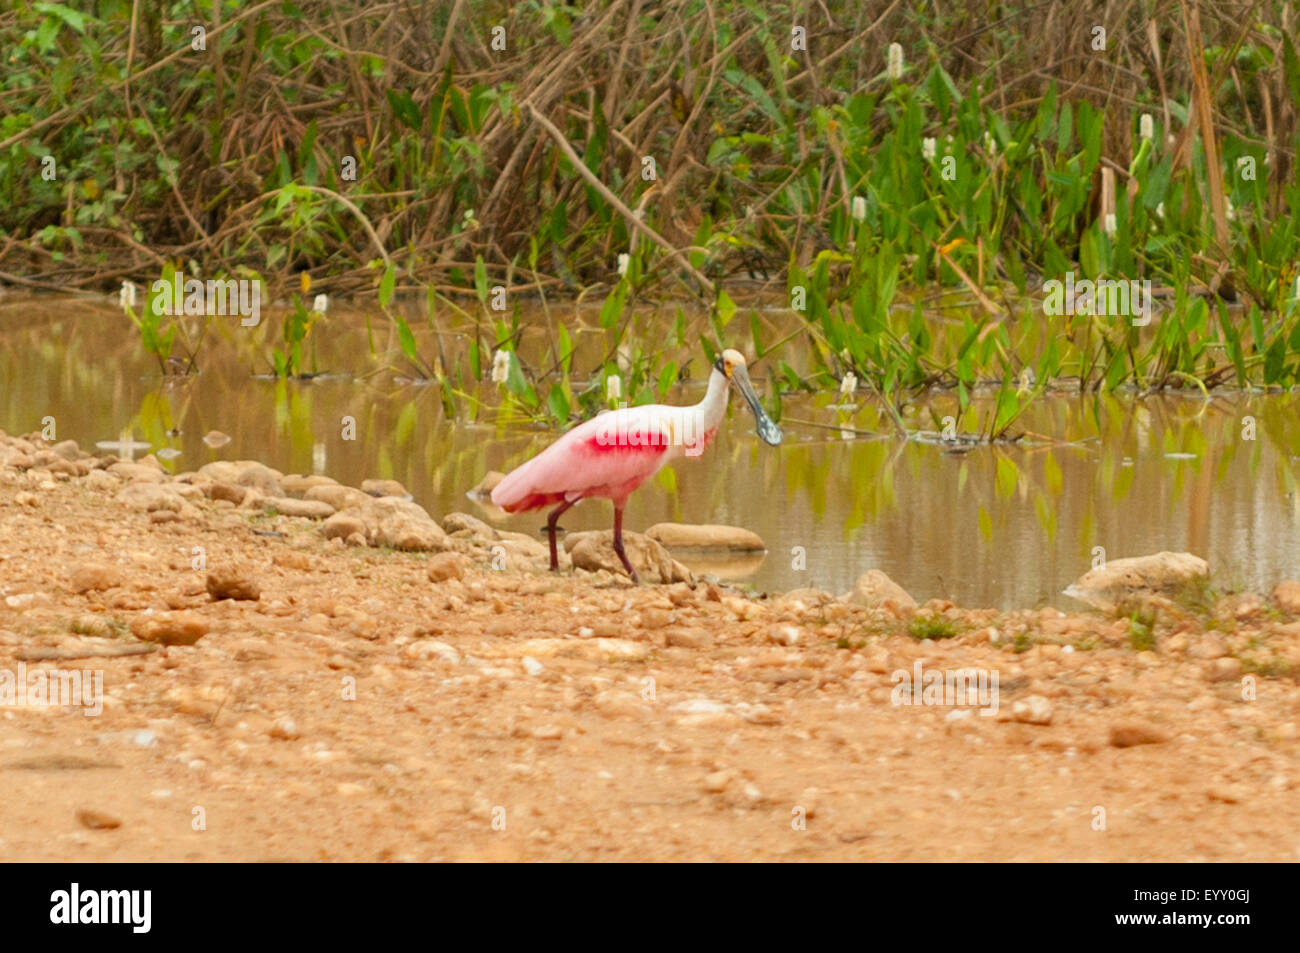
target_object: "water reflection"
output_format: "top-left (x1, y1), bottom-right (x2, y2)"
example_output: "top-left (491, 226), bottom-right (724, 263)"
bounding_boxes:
top-left (2, 298), bottom-right (1298, 607)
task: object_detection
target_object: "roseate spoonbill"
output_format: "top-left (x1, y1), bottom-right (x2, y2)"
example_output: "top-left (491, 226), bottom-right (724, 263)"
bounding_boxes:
top-left (490, 349), bottom-right (782, 582)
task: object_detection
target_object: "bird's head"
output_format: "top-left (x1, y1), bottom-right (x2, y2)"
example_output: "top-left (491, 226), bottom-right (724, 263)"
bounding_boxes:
top-left (714, 348), bottom-right (782, 446)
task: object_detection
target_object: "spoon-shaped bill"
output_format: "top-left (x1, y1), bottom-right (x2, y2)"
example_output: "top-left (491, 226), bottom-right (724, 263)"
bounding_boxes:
top-left (731, 365), bottom-right (782, 446)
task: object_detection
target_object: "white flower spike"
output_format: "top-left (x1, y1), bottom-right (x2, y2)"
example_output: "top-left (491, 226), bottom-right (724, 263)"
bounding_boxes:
top-left (887, 43), bottom-right (903, 81)
top-left (491, 349), bottom-right (511, 384)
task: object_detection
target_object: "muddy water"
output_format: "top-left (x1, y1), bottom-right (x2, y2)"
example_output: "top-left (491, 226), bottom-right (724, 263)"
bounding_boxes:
top-left (3, 296), bottom-right (1299, 608)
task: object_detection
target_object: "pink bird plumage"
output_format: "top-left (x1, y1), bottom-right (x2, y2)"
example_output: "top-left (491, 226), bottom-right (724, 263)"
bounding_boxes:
top-left (490, 348), bottom-right (782, 581)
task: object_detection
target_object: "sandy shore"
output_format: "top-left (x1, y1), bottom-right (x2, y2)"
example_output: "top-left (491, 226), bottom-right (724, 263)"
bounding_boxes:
top-left (1, 431), bottom-right (1297, 860)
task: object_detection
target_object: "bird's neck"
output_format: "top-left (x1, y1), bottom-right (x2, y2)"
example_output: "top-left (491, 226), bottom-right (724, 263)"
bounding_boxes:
top-left (695, 368), bottom-right (730, 430)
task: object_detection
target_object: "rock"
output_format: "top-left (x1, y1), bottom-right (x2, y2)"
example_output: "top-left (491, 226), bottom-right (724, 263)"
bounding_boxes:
top-left (1063, 552), bottom-right (1208, 612)
top-left (262, 497), bottom-right (334, 519)
top-left (1272, 580), bottom-right (1300, 615)
top-left (845, 569), bottom-right (917, 612)
top-left (355, 497), bottom-right (448, 551)
top-left (403, 640), bottom-right (461, 664)
top-left (521, 656), bottom-right (544, 677)
top-left (232, 462), bottom-right (283, 496)
top-left (568, 531), bottom-right (693, 584)
top-left (50, 440), bottom-right (82, 460)
top-left (68, 564), bottom-right (123, 594)
top-left (361, 478), bottom-right (409, 498)
top-left (468, 471), bottom-right (505, 499)
top-left (272, 551), bottom-right (314, 572)
top-left (107, 462), bottom-right (166, 483)
top-left (279, 474), bottom-right (337, 497)
top-left (702, 770), bottom-right (733, 794)
top-left (130, 610), bottom-right (210, 646)
top-left (1205, 657), bottom-right (1243, 682)
top-left (1012, 695), bottom-right (1053, 725)
top-left (304, 484), bottom-right (372, 511)
top-left (665, 627), bottom-right (711, 649)
top-left (204, 482), bottom-right (247, 505)
top-left (1108, 723), bottom-right (1170, 748)
top-left (442, 512), bottom-right (496, 539)
top-left (646, 522), bottom-right (766, 551)
top-left (115, 483), bottom-right (184, 512)
top-left (76, 809), bottom-right (122, 830)
top-left (1207, 784), bottom-right (1249, 804)
top-left (1188, 635), bottom-right (1227, 659)
top-left (427, 552), bottom-right (466, 583)
top-left (270, 718), bottom-right (300, 740)
top-left (322, 512), bottom-right (367, 542)
top-left (639, 608), bottom-right (673, 629)
top-left (83, 469), bottom-right (118, 491)
top-left (768, 624), bottom-right (802, 646)
top-left (206, 569), bottom-right (260, 601)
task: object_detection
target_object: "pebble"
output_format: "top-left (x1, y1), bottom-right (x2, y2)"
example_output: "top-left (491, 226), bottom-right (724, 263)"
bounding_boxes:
top-left (1205, 657), bottom-right (1243, 682)
top-left (206, 568), bottom-right (260, 601)
top-left (269, 718), bottom-right (300, 740)
top-left (67, 563), bottom-right (123, 593)
top-left (703, 770), bottom-right (732, 793)
top-left (76, 809), bottom-right (122, 830)
top-left (426, 552), bottom-right (465, 583)
top-left (1109, 723), bottom-right (1171, 747)
top-left (1012, 695), bottom-right (1053, 725)
top-left (130, 611), bottom-right (210, 646)
top-left (769, 624), bottom-right (802, 646)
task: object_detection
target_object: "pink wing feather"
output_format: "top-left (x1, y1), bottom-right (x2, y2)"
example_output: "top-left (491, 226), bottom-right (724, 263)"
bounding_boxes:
top-left (491, 413), bottom-right (674, 513)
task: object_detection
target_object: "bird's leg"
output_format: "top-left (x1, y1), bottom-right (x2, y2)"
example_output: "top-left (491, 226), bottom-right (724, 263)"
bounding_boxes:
top-left (612, 506), bottom-right (639, 583)
top-left (546, 499), bottom-right (576, 571)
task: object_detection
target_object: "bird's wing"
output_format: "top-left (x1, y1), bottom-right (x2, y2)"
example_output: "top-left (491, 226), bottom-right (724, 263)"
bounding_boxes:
top-left (491, 409), bottom-right (676, 508)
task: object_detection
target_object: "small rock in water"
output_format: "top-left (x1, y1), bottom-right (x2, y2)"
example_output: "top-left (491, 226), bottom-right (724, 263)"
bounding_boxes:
top-left (844, 569), bottom-right (917, 614)
top-left (1062, 551), bottom-right (1208, 612)
top-left (646, 522), bottom-right (766, 551)
top-left (467, 471), bottom-right (505, 500)
top-left (361, 478), bottom-right (409, 498)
